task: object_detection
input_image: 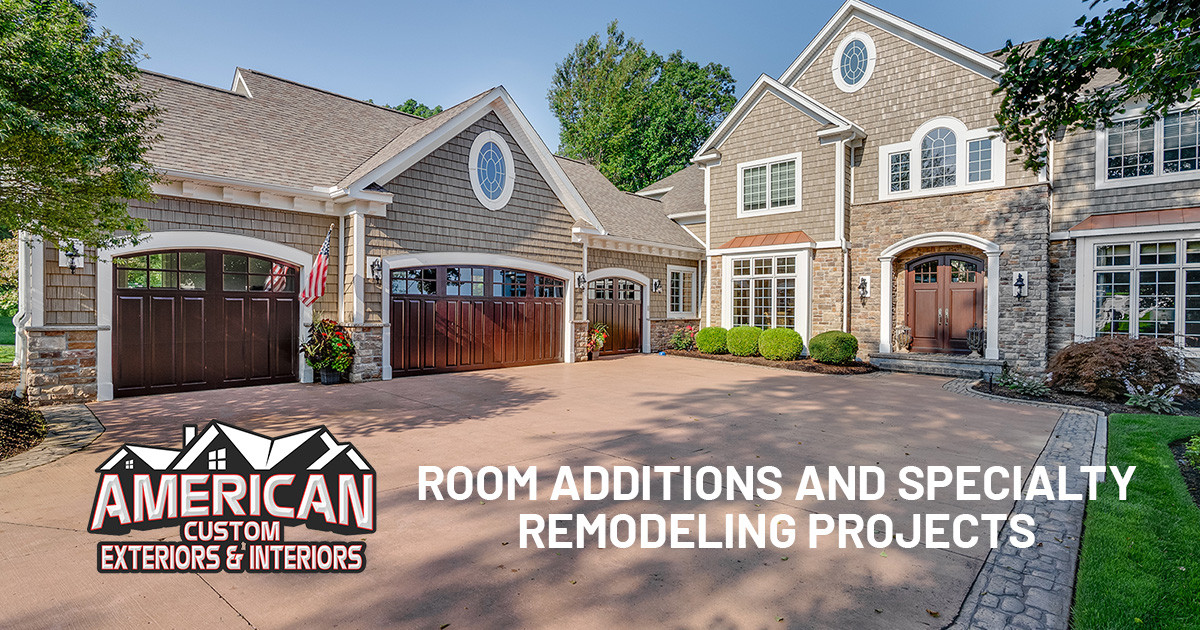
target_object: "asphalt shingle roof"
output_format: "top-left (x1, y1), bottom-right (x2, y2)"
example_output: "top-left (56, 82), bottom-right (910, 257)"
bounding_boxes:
top-left (555, 157), bottom-right (702, 250)
top-left (141, 68), bottom-right (454, 190)
top-left (637, 165), bottom-right (705, 217)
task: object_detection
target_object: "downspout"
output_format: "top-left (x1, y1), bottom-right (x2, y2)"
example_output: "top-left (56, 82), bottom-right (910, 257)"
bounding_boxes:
top-left (843, 247), bottom-right (851, 333)
top-left (581, 237), bottom-right (589, 320)
top-left (12, 233), bottom-right (31, 397)
top-left (338, 214), bottom-right (346, 322)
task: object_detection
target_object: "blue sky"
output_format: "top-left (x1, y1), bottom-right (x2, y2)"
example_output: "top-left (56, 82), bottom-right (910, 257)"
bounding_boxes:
top-left (94, 0), bottom-right (1090, 148)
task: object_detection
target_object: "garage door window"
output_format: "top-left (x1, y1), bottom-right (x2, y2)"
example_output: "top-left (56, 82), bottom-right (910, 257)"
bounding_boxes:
top-left (116, 252), bottom-right (207, 290)
top-left (494, 270), bottom-right (528, 297)
top-left (535, 276), bottom-right (564, 298)
top-left (392, 268), bottom-right (437, 295)
top-left (222, 254), bottom-right (298, 292)
top-left (447, 267), bottom-right (485, 296)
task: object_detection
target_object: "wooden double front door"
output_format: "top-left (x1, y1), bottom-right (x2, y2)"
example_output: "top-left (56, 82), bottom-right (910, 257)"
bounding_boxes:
top-left (905, 254), bottom-right (985, 354)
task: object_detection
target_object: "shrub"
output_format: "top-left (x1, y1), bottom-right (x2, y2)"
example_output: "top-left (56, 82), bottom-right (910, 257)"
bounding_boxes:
top-left (727, 326), bottom-right (762, 357)
top-left (759, 328), bottom-right (803, 361)
top-left (1185, 436), bottom-right (1200, 468)
top-left (695, 327), bottom-right (728, 354)
top-left (808, 331), bottom-right (858, 364)
top-left (300, 319), bottom-right (356, 372)
top-left (668, 325), bottom-right (698, 351)
top-left (1124, 381), bottom-right (1182, 414)
top-left (996, 368), bottom-right (1051, 397)
top-left (1048, 336), bottom-right (1180, 402)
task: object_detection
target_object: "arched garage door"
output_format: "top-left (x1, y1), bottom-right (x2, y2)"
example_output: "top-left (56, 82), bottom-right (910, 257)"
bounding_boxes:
top-left (113, 250), bottom-right (301, 397)
top-left (390, 265), bottom-right (564, 375)
top-left (587, 278), bottom-right (643, 355)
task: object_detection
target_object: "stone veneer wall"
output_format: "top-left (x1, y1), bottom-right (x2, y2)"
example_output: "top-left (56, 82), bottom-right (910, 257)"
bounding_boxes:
top-left (1047, 239), bottom-right (1078, 358)
top-left (650, 319), bottom-right (700, 352)
top-left (810, 248), bottom-right (845, 336)
top-left (342, 324), bottom-right (385, 382)
top-left (573, 321), bottom-right (590, 362)
top-left (706, 256), bottom-right (722, 327)
top-left (22, 328), bottom-right (98, 406)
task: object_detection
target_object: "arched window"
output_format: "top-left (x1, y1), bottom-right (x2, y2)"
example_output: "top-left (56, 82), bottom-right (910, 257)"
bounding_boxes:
top-left (920, 127), bottom-right (957, 189)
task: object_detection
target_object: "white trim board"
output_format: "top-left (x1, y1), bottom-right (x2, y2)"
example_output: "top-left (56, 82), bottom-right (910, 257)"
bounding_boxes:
top-left (666, 264), bottom-right (699, 320)
top-left (778, 0), bottom-right (1003, 87)
top-left (95, 231), bottom-right (317, 401)
top-left (736, 151), bottom-right (804, 219)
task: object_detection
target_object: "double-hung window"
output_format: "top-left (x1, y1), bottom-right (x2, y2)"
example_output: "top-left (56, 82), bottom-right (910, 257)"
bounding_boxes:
top-left (1100, 109), bottom-right (1200, 186)
top-left (730, 255), bottom-right (796, 329)
top-left (738, 153), bottom-right (801, 216)
top-left (1091, 238), bottom-right (1200, 347)
top-left (668, 266), bottom-right (697, 318)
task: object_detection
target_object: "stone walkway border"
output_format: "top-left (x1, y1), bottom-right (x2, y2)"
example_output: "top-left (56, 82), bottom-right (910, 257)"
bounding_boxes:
top-left (0, 404), bottom-right (104, 477)
top-left (942, 378), bottom-right (1106, 630)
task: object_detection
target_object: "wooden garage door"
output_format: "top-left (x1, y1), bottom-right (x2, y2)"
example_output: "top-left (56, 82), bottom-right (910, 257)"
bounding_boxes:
top-left (587, 278), bottom-right (643, 355)
top-left (390, 266), bottom-right (564, 375)
top-left (113, 250), bottom-right (301, 397)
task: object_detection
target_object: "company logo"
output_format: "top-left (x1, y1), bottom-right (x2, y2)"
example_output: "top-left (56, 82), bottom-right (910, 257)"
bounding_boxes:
top-left (88, 422), bottom-right (375, 573)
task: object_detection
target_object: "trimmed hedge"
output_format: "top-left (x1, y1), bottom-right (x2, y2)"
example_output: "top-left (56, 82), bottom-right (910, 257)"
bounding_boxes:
top-left (727, 326), bottom-right (762, 357)
top-left (695, 327), bottom-right (728, 354)
top-left (759, 328), bottom-right (804, 361)
top-left (809, 331), bottom-right (858, 364)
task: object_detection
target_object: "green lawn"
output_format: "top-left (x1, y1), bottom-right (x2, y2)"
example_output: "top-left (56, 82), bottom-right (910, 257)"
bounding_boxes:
top-left (0, 345), bottom-right (13, 365)
top-left (1073, 414), bottom-right (1200, 629)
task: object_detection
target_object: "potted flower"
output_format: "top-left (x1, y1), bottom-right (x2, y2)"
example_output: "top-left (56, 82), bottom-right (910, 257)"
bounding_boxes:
top-left (586, 323), bottom-right (609, 360)
top-left (300, 319), bottom-right (356, 384)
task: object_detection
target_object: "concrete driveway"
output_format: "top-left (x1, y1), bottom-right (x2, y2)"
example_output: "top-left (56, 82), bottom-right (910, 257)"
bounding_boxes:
top-left (0, 355), bottom-right (1062, 629)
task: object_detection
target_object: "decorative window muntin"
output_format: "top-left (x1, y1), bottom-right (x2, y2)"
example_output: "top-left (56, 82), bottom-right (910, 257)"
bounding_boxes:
top-left (968, 138), bottom-right (992, 183)
top-left (1090, 238), bottom-right (1200, 347)
top-left (920, 127), bottom-right (957, 189)
top-left (1106, 118), bottom-right (1156, 180)
top-left (889, 152), bottom-right (910, 192)
top-left (1163, 110), bottom-right (1200, 174)
top-left (738, 153), bottom-right (800, 216)
top-left (468, 130), bottom-right (515, 210)
top-left (730, 255), bottom-right (797, 328)
top-left (832, 32), bottom-right (876, 93)
top-left (668, 267), bottom-right (696, 317)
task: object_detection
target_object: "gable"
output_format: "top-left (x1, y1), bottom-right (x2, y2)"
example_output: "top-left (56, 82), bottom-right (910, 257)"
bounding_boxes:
top-left (779, 0), bottom-right (1003, 88)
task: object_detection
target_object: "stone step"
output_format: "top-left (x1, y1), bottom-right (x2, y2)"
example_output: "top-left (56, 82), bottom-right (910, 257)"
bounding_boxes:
top-left (869, 352), bottom-right (1004, 379)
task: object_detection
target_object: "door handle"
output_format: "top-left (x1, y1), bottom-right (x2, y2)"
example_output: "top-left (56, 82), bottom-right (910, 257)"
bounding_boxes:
top-left (938, 308), bottom-right (944, 326)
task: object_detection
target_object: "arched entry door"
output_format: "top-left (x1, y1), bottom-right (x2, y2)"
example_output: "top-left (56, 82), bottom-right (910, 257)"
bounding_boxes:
top-left (587, 278), bottom-right (643, 355)
top-left (905, 254), bottom-right (985, 353)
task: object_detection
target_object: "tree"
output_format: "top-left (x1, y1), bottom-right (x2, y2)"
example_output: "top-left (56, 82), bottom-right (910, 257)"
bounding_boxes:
top-left (995, 0), bottom-right (1200, 172)
top-left (392, 99), bottom-right (443, 119)
top-left (549, 21), bottom-right (736, 191)
top-left (0, 0), bottom-right (160, 251)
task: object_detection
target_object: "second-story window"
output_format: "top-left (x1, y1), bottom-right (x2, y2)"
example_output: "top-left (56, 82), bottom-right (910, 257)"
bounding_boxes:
top-left (920, 127), bottom-right (957, 189)
top-left (738, 153), bottom-right (801, 216)
top-left (1099, 107), bottom-right (1200, 186)
top-left (879, 117), bottom-right (1003, 199)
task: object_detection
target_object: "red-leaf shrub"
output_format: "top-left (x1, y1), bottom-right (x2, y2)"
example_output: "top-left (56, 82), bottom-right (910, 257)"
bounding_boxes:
top-left (1048, 336), bottom-right (1180, 401)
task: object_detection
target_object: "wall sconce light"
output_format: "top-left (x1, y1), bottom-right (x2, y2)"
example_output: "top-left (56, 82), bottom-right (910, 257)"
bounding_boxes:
top-left (1012, 271), bottom-right (1027, 299)
top-left (652, 279), bottom-right (662, 293)
top-left (858, 276), bottom-right (870, 305)
top-left (58, 240), bottom-right (83, 274)
top-left (576, 272), bottom-right (587, 289)
top-left (369, 257), bottom-right (382, 284)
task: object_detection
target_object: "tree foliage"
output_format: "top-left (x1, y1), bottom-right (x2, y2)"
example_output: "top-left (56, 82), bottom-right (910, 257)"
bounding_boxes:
top-left (0, 0), bottom-right (160, 250)
top-left (391, 99), bottom-right (443, 119)
top-left (549, 21), bottom-right (735, 191)
top-left (995, 0), bottom-right (1200, 172)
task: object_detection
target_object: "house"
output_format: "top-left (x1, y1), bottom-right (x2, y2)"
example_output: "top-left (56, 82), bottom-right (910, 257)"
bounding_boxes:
top-left (13, 68), bottom-right (703, 404)
top-left (636, 0), bottom-right (1199, 377)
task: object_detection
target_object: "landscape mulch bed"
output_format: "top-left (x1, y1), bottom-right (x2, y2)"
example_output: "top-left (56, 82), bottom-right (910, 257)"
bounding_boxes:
top-left (969, 380), bottom-right (1200, 417)
top-left (0, 363), bottom-right (46, 460)
top-left (664, 350), bottom-right (875, 375)
top-left (1170, 437), bottom-right (1200, 512)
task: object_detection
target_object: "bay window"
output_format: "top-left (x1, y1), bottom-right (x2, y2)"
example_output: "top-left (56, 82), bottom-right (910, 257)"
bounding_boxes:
top-left (1091, 238), bottom-right (1200, 347)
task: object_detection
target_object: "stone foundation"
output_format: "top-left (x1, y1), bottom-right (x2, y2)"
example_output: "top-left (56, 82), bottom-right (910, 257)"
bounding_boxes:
top-left (651, 319), bottom-right (700, 351)
top-left (342, 323), bottom-right (385, 383)
top-left (22, 327), bottom-right (99, 406)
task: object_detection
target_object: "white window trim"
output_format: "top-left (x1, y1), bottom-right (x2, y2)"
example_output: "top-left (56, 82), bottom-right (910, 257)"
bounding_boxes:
top-left (1093, 102), bottom-right (1200, 190)
top-left (468, 130), bottom-right (516, 211)
top-left (831, 31), bottom-right (876, 94)
top-left (719, 249), bottom-right (812, 342)
top-left (667, 264), bottom-right (698, 319)
top-left (736, 151), bottom-right (803, 218)
top-left (877, 116), bottom-right (1006, 201)
top-left (1074, 228), bottom-right (1200, 352)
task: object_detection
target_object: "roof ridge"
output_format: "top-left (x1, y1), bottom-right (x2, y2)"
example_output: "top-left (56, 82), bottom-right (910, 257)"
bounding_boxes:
top-left (239, 68), bottom-right (428, 121)
top-left (553, 154), bottom-right (591, 166)
top-left (139, 68), bottom-right (248, 99)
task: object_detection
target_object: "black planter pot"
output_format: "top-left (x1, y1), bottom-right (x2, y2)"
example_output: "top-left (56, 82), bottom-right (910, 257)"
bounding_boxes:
top-left (319, 367), bottom-right (341, 385)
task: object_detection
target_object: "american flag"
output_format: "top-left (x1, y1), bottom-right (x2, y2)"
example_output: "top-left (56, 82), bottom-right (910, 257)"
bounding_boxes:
top-left (300, 226), bottom-right (333, 306)
top-left (264, 262), bottom-right (289, 292)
